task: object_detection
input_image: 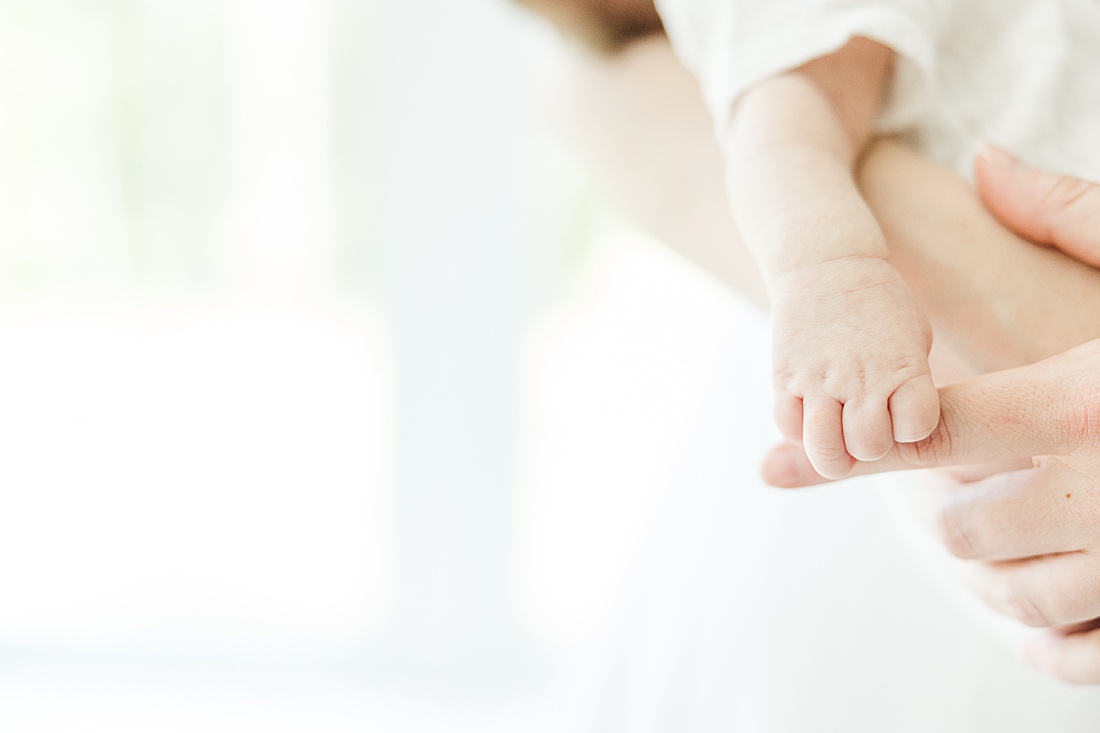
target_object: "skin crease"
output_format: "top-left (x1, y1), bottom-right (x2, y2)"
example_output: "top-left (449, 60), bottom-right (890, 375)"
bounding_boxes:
top-left (727, 42), bottom-right (941, 477)
top-left (547, 37), bottom-right (1100, 372)
top-left (522, 1), bottom-right (1100, 370)
top-left (764, 154), bottom-right (1100, 683)
top-left (528, 17), bottom-right (1100, 682)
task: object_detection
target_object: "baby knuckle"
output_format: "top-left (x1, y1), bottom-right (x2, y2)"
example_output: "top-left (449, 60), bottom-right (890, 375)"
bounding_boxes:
top-left (809, 445), bottom-right (848, 463)
top-left (773, 368), bottom-right (798, 390)
top-left (818, 370), bottom-right (849, 397)
top-left (893, 355), bottom-right (931, 380)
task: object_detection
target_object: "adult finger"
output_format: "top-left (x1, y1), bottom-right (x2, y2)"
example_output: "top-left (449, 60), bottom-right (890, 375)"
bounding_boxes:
top-left (761, 343), bottom-right (1100, 487)
top-left (1023, 627), bottom-right (1100, 684)
top-left (931, 466), bottom-right (1098, 561)
top-left (975, 144), bottom-right (1100, 267)
top-left (962, 552), bottom-right (1100, 628)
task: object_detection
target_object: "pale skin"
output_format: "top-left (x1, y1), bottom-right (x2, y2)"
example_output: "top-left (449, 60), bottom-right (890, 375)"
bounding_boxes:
top-left (521, 0), bottom-right (1100, 684)
top-left (727, 39), bottom-right (938, 480)
top-left (766, 153), bottom-right (1100, 683)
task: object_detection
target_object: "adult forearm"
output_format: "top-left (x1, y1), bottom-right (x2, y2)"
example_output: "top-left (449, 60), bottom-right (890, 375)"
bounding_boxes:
top-left (862, 141), bottom-right (1100, 376)
top-left (550, 37), bottom-right (1100, 379)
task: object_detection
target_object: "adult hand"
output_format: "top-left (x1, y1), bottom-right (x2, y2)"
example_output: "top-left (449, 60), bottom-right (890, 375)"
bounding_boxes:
top-left (975, 144), bottom-right (1100, 269)
top-left (762, 148), bottom-right (1100, 684)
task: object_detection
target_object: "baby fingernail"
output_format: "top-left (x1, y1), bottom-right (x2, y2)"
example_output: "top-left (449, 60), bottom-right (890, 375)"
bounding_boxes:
top-left (893, 420), bottom-right (932, 444)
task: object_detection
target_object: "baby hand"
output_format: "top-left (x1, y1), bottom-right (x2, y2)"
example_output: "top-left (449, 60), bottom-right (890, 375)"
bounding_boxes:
top-left (771, 257), bottom-right (939, 479)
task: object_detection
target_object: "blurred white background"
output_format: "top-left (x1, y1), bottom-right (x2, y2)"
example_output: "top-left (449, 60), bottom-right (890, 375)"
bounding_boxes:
top-left (0, 0), bottom-right (750, 729)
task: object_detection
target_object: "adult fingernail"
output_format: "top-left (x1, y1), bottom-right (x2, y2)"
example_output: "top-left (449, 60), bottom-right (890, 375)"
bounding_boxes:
top-left (976, 142), bottom-right (1023, 171)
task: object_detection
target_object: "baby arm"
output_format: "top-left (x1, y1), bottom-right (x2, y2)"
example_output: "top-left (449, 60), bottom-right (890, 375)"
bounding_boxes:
top-left (725, 38), bottom-right (939, 479)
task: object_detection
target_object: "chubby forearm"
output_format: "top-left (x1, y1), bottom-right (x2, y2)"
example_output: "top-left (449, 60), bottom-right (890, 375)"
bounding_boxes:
top-left (727, 81), bottom-right (886, 288)
top-left (548, 36), bottom-right (1100, 379)
top-left (726, 44), bottom-right (890, 286)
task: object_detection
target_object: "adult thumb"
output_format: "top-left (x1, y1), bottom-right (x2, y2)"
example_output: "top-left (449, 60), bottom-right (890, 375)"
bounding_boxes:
top-left (975, 144), bottom-right (1100, 267)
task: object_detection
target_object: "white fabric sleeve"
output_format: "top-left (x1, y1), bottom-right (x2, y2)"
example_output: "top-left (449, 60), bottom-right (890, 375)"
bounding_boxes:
top-left (654, 0), bottom-right (951, 138)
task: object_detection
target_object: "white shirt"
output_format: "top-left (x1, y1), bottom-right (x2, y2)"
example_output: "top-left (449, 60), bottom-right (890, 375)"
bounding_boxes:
top-left (590, 4), bottom-right (1100, 729)
top-left (655, 0), bottom-right (1100, 180)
